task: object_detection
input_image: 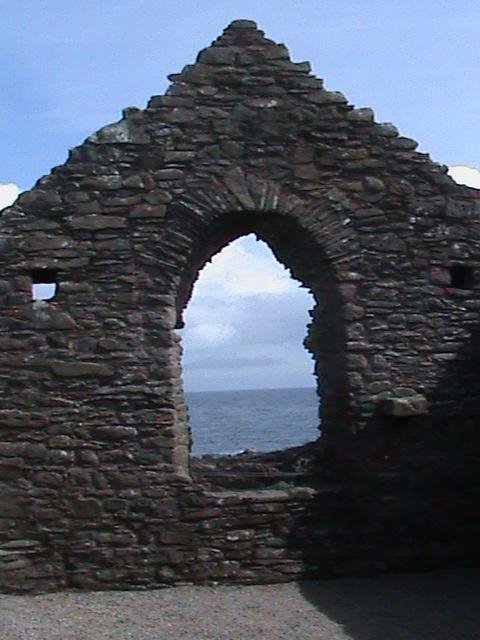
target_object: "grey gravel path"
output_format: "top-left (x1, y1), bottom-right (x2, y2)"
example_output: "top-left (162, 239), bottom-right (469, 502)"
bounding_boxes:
top-left (0, 569), bottom-right (478, 640)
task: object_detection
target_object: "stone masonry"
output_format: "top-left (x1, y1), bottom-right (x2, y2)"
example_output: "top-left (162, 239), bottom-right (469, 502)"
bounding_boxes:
top-left (0, 20), bottom-right (479, 592)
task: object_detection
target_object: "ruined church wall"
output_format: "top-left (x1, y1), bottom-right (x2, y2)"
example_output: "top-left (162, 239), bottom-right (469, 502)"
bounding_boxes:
top-left (0, 20), bottom-right (479, 591)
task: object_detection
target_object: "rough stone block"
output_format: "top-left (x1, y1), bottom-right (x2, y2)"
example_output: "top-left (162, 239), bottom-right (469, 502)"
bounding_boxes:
top-left (49, 361), bottom-right (114, 377)
top-left (198, 48), bottom-right (237, 65)
top-left (94, 426), bottom-right (138, 440)
top-left (68, 215), bottom-right (126, 230)
top-left (381, 395), bottom-right (429, 417)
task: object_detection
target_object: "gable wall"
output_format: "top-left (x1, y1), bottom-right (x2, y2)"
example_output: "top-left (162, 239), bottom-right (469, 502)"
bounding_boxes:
top-left (0, 20), bottom-right (479, 591)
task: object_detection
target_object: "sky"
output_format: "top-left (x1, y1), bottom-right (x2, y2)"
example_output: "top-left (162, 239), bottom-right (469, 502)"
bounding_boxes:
top-left (1, 1), bottom-right (479, 391)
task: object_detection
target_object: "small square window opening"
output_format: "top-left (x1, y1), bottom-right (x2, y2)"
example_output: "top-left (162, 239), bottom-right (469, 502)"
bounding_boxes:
top-left (30, 269), bottom-right (58, 301)
top-left (450, 265), bottom-right (474, 290)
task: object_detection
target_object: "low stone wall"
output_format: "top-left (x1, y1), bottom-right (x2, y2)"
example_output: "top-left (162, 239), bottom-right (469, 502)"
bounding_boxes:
top-left (2, 420), bottom-right (479, 593)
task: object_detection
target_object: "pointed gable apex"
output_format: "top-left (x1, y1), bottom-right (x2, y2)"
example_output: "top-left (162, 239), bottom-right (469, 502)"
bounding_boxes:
top-left (159, 19), bottom-right (325, 100)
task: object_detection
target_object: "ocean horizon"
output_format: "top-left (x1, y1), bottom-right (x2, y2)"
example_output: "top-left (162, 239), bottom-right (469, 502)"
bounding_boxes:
top-left (186, 386), bottom-right (320, 456)
top-left (187, 384), bottom-right (317, 394)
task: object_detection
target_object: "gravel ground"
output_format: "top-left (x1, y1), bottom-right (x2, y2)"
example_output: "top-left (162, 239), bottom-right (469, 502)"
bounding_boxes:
top-left (0, 569), bottom-right (478, 640)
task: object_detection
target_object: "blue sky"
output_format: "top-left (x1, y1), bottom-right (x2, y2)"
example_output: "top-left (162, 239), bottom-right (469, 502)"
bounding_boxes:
top-left (1, 1), bottom-right (479, 390)
top-left (1, 1), bottom-right (479, 188)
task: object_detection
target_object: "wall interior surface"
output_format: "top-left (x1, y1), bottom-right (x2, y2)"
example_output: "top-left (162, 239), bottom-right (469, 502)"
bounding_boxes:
top-left (0, 20), bottom-right (479, 592)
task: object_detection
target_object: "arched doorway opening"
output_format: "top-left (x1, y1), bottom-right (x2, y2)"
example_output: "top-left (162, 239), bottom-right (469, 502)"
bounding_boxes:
top-left (179, 233), bottom-right (318, 456)
top-left (170, 209), bottom-right (348, 488)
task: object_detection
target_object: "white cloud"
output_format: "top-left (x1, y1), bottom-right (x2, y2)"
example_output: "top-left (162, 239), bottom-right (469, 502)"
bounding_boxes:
top-left (182, 235), bottom-right (306, 351)
top-left (194, 234), bottom-right (297, 297)
top-left (184, 302), bottom-right (235, 347)
top-left (0, 182), bottom-right (20, 210)
top-left (181, 235), bottom-right (315, 391)
top-left (448, 165), bottom-right (480, 189)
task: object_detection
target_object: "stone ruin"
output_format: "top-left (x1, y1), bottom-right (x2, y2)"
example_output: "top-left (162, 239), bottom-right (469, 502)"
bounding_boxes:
top-left (0, 20), bottom-right (479, 592)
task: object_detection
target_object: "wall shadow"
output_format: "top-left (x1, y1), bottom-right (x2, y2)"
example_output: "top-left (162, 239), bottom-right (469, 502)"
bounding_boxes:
top-left (287, 321), bottom-right (480, 635)
top-left (298, 568), bottom-right (480, 640)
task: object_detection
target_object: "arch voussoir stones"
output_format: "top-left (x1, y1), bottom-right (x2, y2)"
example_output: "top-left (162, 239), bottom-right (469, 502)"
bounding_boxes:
top-left (0, 19), bottom-right (479, 592)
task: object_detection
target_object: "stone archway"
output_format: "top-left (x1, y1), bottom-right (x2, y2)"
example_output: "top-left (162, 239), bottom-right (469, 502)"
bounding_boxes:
top-left (149, 174), bottom-right (357, 475)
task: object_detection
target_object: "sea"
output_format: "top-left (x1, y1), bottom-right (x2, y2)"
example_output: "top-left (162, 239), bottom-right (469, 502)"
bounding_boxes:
top-left (186, 386), bottom-right (319, 456)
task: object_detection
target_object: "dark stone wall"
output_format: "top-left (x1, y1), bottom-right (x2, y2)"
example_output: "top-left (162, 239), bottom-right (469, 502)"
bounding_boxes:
top-left (0, 19), bottom-right (479, 592)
